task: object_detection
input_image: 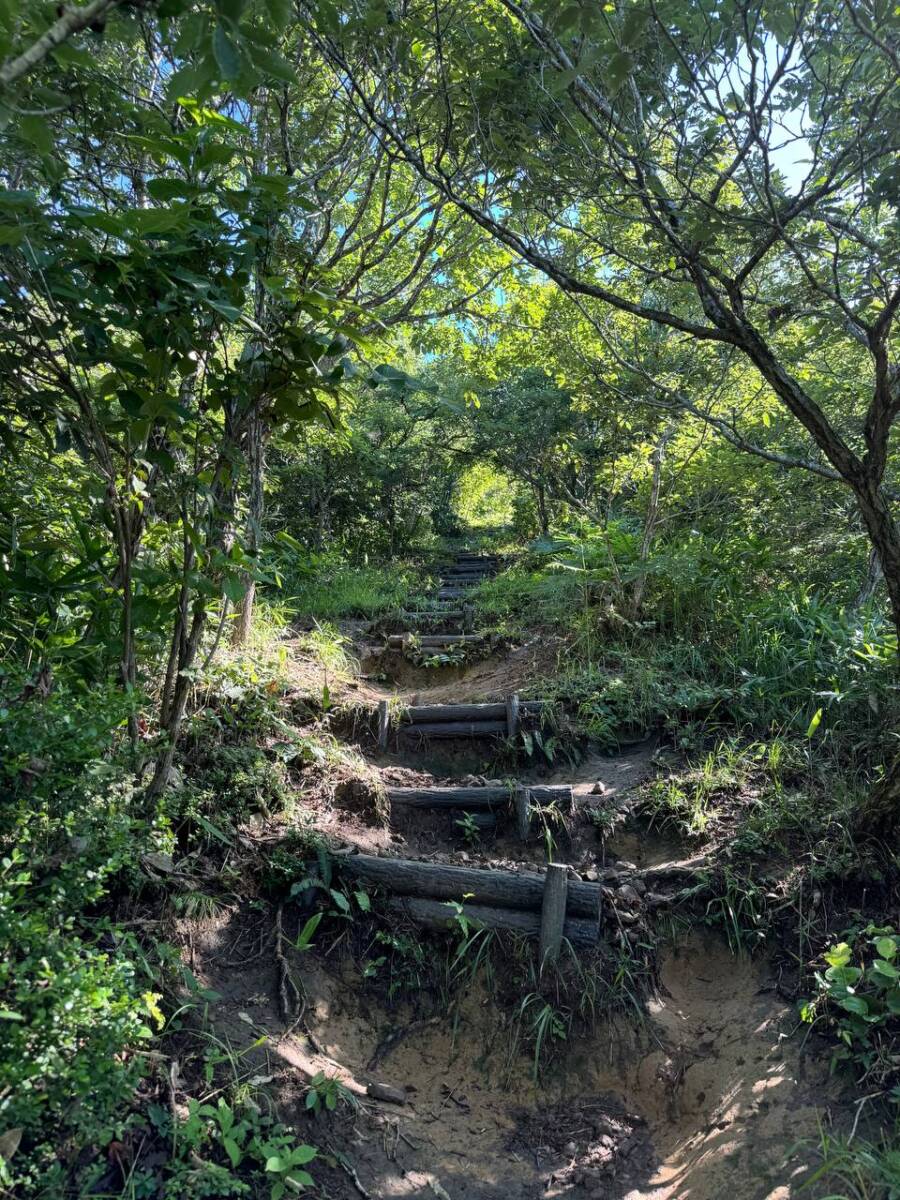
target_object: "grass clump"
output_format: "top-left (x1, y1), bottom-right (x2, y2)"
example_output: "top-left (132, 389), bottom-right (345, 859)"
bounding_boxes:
top-left (286, 553), bottom-right (422, 619)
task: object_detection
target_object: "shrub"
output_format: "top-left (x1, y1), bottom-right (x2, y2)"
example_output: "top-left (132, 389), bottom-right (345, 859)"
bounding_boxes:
top-left (801, 926), bottom-right (900, 1089)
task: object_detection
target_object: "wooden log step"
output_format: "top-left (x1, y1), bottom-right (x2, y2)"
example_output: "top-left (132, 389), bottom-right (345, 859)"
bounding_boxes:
top-left (400, 610), bottom-right (465, 622)
top-left (401, 719), bottom-right (509, 738)
top-left (387, 634), bottom-right (484, 649)
top-left (387, 897), bottom-right (600, 948)
top-left (387, 784), bottom-right (572, 809)
top-left (341, 853), bottom-right (602, 919)
top-left (404, 701), bottom-right (544, 723)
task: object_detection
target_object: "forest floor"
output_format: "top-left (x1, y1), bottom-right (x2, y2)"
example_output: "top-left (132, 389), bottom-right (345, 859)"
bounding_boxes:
top-left (172, 611), bottom-right (861, 1199)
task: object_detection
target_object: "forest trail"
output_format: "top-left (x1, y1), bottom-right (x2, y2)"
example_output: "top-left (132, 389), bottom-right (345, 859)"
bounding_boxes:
top-left (185, 551), bottom-right (845, 1199)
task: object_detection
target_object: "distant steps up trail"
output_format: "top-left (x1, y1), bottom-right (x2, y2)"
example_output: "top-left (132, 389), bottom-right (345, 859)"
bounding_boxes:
top-left (360, 550), bottom-right (584, 960)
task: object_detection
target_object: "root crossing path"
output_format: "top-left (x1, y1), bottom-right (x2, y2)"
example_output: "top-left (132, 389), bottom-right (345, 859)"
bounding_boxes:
top-left (188, 550), bottom-right (843, 1199)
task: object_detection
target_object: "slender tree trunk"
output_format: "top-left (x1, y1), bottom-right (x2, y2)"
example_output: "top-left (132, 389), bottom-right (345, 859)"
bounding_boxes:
top-left (854, 547), bottom-right (884, 611)
top-left (534, 481), bottom-right (550, 535)
top-left (850, 489), bottom-right (900, 839)
top-left (631, 423), bottom-right (675, 617)
top-left (232, 89), bottom-right (270, 647)
top-left (853, 486), bottom-right (900, 649)
top-left (232, 408), bottom-right (266, 646)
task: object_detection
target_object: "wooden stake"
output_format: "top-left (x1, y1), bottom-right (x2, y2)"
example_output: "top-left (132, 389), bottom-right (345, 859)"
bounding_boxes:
top-left (514, 784), bottom-right (531, 841)
top-left (539, 863), bottom-right (568, 968)
top-left (377, 700), bottom-right (390, 752)
top-left (505, 692), bottom-right (520, 739)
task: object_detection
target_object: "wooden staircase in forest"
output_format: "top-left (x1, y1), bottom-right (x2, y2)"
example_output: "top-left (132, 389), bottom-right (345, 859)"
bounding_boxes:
top-left (355, 550), bottom-right (599, 963)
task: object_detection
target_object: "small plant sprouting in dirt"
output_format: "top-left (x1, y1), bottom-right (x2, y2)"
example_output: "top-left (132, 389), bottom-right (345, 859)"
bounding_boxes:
top-left (508, 993), bottom-right (569, 1082)
top-left (149, 1094), bottom-right (318, 1199)
top-left (531, 799), bottom-right (568, 862)
top-left (701, 868), bottom-right (767, 955)
top-left (585, 804), bottom-right (617, 841)
top-left (454, 811), bottom-right (482, 846)
top-left (304, 1071), bottom-right (356, 1116)
top-left (363, 928), bottom-right (427, 1000)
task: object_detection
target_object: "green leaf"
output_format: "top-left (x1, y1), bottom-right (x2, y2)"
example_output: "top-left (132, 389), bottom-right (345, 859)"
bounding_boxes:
top-left (806, 707), bottom-right (823, 737)
top-left (223, 1136), bottom-right (242, 1167)
top-left (19, 115), bottom-right (54, 156)
top-left (245, 42), bottom-right (296, 84)
top-left (607, 51), bottom-right (634, 94)
top-left (837, 994), bottom-right (869, 1017)
top-left (329, 888), bottom-right (350, 913)
top-left (823, 942), bottom-right (852, 968)
top-left (263, 0), bottom-right (292, 25)
top-left (875, 936), bottom-right (897, 960)
top-left (146, 178), bottom-right (195, 202)
top-left (213, 25), bottom-right (243, 79)
top-left (222, 574), bottom-right (246, 603)
top-left (295, 911), bottom-right (322, 950)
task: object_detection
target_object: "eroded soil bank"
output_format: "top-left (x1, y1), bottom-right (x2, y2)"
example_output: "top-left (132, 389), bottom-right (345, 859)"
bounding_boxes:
top-left (186, 907), bottom-right (840, 1199)
top-left (175, 603), bottom-right (853, 1198)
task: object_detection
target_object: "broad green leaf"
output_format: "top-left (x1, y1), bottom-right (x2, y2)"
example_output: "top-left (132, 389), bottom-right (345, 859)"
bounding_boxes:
top-left (213, 25), bottom-right (243, 79)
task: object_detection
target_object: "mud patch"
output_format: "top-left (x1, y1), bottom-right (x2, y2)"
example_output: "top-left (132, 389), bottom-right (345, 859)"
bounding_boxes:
top-left (508, 1095), bottom-right (656, 1195)
top-left (606, 822), bottom-right (695, 869)
top-left (184, 907), bottom-right (843, 1200)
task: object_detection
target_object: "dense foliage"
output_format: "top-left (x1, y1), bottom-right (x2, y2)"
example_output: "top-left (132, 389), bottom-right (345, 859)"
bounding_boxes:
top-left (1, 0), bottom-right (899, 1194)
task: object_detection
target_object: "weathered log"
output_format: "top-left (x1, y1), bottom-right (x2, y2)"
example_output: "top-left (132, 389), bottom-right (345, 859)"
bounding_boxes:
top-left (506, 692), bottom-right (520, 738)
top-left (388, 896), bottom-right (600, 948)
top-left (403, 700), bottom-right (544, 723)
top-left (340, 853), bottom-right (602, 918)
top-left (400, 719), bottom-right (509, 738)
top-left (539, 863), bottom-right (568, 966)
top-left (387, 633), bottom-right (484, 649)
top-left (400, 610), bottom-right (465, 623)
top-left (387, 784), bottom-right (572, 810)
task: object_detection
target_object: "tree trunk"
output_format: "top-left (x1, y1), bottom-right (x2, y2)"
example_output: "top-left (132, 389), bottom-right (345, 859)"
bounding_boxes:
top-left (853, 547), bottom-right (884, 611)
top-left (854, 487), bottom-right (900, 649)
top-left (232, 407), bottom-right (265, 646)
top-left (534, 481), bottom-right (550, 535)
top-left (632, 423), bottom-right (676, 616)
top-left (850, 490), bottom-right (900, 839)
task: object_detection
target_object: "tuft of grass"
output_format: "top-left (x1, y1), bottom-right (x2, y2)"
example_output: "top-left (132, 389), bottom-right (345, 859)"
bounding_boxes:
top-left (802, 1120), bottom-right (900, 1198)
top-left (290, 559), bottom-right (421, 619)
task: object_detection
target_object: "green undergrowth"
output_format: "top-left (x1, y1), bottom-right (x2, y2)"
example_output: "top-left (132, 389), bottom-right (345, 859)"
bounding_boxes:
top-left (282, 550), bottom-right (424, 619)
top-left (0, 597), bottom-right (366, 1196)
top-left (475, 526), bottom-right (898, 765)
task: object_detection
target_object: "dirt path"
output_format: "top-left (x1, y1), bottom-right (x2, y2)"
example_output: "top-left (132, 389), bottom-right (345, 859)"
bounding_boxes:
top-left (183, 556), bottom-right (845, 1198)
